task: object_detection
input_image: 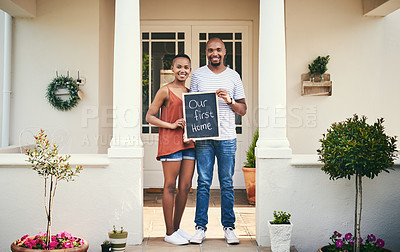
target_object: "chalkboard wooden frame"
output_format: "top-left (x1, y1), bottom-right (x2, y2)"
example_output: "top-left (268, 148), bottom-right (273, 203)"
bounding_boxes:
top-left (183, 91), bottom-right (221, 140)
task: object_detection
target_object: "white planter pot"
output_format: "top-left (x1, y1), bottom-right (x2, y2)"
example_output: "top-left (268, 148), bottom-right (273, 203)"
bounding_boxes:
top-left (268, 222), bottom-right (293, 252)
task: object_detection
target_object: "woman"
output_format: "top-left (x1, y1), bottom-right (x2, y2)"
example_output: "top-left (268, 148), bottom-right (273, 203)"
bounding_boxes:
top-left (145, 54), bottom-right (195, 245)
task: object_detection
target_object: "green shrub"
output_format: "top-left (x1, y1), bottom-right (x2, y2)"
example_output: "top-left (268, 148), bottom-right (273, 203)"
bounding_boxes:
top-left (272, 211), bottom-right (291, 224)
top-left (244, 128), bottom-right (259, 168)
top-left (308, 55), bottom-right (330, 75)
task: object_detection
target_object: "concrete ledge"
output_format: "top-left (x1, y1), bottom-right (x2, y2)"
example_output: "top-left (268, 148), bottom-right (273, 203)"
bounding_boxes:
top-left (108, 146), bottom-right (144, 158)
top-left (0, 154), bottom-right (109, 168)
top-left (256, 147), bottom-right (292, 159)
top-left (291, 154), bottom-right (400, 168)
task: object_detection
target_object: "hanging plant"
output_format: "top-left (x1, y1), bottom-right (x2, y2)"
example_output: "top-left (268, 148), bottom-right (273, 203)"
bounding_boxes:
top-left (46, 75), bottom-right (80, 111)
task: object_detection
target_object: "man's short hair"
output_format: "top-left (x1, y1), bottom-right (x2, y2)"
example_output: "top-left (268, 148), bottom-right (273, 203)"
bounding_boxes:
top-left (172, 54), bottom-right (191, 64)
top-left (207, 37), bottom-right (225, 47)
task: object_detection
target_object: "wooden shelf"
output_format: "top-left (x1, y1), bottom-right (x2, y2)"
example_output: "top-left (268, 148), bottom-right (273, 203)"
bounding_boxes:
top-left (301, 73), bottom-right (332, 96)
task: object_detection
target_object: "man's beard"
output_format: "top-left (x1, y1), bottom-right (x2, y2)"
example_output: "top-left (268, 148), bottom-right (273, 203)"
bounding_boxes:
top-left (210, 61), bottom-right (221, 66)
top-left (209, 56), bottom-right (222, 67)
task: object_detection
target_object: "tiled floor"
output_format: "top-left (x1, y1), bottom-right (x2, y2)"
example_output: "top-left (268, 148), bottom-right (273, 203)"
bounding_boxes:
top-left (124, 189), bottom-right (298, 252)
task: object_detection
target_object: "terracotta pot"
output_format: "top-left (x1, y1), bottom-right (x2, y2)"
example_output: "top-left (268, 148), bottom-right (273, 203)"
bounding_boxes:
top-left (10, 239), bottom-right (89, 252)
top-left (242, 167), bottom-right (255, 205)
top-left (317, 245), bottom-right (392, 252)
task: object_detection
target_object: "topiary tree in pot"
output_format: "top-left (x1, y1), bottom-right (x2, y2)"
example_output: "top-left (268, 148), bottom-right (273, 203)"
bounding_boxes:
top-left (318, 114), bottom-right (397, 252)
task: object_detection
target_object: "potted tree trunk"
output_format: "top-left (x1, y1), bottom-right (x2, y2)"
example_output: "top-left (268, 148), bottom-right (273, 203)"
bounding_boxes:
top-left (242, 128), bottom-right (258, 205)
top-left (268, 211), bottom-right (293, 252)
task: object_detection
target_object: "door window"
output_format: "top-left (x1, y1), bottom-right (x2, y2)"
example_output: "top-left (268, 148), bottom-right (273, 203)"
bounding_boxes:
top-left (198, 32), bottom-right (243, 134)
top-left (142, 29), bottom-right (245, 135)
top-left (142, 32), bottom-right (186, 134)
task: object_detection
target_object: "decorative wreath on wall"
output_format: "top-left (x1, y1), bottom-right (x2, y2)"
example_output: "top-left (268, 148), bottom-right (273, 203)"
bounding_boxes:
top-left (46, 76), bottom-right (80, 111)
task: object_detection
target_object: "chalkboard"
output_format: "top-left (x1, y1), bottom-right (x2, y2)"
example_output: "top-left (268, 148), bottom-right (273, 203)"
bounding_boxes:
top-left (183, 92), bottom-right (220, 140)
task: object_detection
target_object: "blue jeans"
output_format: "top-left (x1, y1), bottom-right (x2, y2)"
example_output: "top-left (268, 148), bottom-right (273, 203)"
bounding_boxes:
top-left (194, 139), bottom-right (236, 230)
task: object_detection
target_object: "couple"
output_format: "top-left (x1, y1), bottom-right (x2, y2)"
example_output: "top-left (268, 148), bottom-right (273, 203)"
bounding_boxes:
top-left (145, 37), bottom-right (247, 245)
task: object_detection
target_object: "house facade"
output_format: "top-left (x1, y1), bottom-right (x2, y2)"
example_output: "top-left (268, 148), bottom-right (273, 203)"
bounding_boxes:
top-left (0, 0), bottom-right (400, 251)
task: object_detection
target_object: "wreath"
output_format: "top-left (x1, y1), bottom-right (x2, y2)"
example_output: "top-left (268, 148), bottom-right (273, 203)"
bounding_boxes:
top-left (46, 76), bottom-right (80, 111)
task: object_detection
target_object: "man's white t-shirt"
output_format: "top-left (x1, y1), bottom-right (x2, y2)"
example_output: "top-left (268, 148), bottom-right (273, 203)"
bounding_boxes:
top-left (190, 65), bottom-right (246, 140)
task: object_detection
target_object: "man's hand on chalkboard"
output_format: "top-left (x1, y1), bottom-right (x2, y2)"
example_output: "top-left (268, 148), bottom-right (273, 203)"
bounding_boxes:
top-left (170, 118), bottom-right (186, 129)
top-left (216, 88), bottom-right (231, 104)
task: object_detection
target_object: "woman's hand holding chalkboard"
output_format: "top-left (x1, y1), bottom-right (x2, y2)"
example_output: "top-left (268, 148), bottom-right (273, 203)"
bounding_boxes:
top-left (169, 118), bottom-right (186, 129)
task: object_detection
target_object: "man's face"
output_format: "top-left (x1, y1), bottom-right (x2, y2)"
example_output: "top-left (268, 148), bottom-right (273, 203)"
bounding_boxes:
top-left (206, 39), bottom-right (226, 67)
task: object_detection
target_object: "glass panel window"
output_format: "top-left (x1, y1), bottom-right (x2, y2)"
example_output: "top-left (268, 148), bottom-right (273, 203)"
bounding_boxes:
top-left (178, 33), bottom-right (185, 39)
top-left (208, 33), bottom-right (233, 40)
top-left (198, 32), bottom-right (242, 134)
top-left (224, 42), bottom-right (233, 69)
top-left (142, 42), bottom-right (149, 124)
top-left (142, 32), bottom-right (185, 134)
top-left (235, 42), bottom-right (242, 77)
top-left (235, 33), bottom-right (242, 40)
top-left (200, 42), bottom-right (206, 67)
top-left (151, 32), bottom-right (176, 40)
top-left (199, 33), bottom-right (206, 40)
top-left (178, 42), bottom-right (184, 54)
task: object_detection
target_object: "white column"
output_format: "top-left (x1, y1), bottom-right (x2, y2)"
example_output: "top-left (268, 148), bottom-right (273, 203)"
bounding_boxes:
top-left (256, 0), bottom-right (292, 247)
top-left (108, 0), bottom-right (143, 245)
top-left (256, 0), bottom-right (292, 158)
top-left (2, 13), bottom-right (12, 147)
top-left (108, 0), bottom-right (143, 158)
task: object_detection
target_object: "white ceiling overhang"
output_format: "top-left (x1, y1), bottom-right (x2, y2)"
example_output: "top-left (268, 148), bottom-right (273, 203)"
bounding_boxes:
top-left (0, 0), bottom-right (36, 18)
top-left (363, 0), bottom-right (400, 16)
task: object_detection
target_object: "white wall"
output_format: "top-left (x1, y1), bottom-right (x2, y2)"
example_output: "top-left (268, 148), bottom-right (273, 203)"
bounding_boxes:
top-left (0, 155), bottom-right (143, 252)
top-left (286, 0), bottom-right (400, 154)
top-left (257, 157), bottom-right (400, 251)
top-left (10, 0), bottom-right (100, 153)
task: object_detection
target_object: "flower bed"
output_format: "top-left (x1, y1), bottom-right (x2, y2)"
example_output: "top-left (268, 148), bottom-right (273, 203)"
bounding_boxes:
top-left (321, 231), bottom-right (388, 252)
top-left (13, 232), bottom-right (86, 250)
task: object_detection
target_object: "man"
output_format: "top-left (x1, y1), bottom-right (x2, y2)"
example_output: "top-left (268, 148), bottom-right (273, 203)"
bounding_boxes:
top-left (189, 37), bottom-right (247, 244)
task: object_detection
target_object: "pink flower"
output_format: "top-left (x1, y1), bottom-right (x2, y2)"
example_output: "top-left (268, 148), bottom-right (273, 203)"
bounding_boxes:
top-left (336, 239), bottom-right (343, 248)
top-left (334, 231), bottom-right (342, 238)
top-left (49, 241), bottom-right (59, 250)
top-left (367, 234), bottom-right (376, 242)
top-left (20, 235), bottom-right (29, 241)
top-left (376, 238), bottom-right (385, 248)
top-left (344, 233), bottom-right (352, 240)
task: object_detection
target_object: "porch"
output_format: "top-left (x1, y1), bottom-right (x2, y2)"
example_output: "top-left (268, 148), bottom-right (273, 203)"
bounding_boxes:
top-left (131, 189), bottom-right (298, 251)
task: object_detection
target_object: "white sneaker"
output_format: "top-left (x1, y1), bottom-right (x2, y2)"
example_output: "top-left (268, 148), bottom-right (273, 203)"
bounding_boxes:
top-left (224, 227), bottom-right (239, 244)
top-left (164, 231), bottom-right (189, 245)
top-left (176, 229), bottom-right (192, 240)
top-left (189, 227), bottom-right (206, 244)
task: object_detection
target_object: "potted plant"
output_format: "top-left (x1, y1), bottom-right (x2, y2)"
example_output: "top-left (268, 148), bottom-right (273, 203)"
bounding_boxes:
top-left (318, 114), bottom-right (397, 252)
top-left (317, 231), bottom-right (391, 252)
top-left (308, 55), bottom-right (330, 82)
top-left (268, 211), bottom-right (293, 252)
top-left (108, 226), bottom-right (128, 252)
top-left (10, 129), bottom-right (87, 251)
top-left (242, 128), bottom-right (258, 205)
top-left (101, 240), bottom-right (111, 252)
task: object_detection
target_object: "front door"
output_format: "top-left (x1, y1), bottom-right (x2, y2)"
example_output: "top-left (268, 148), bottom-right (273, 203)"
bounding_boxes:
top-left (141, 22), bottom-right (252, 189)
